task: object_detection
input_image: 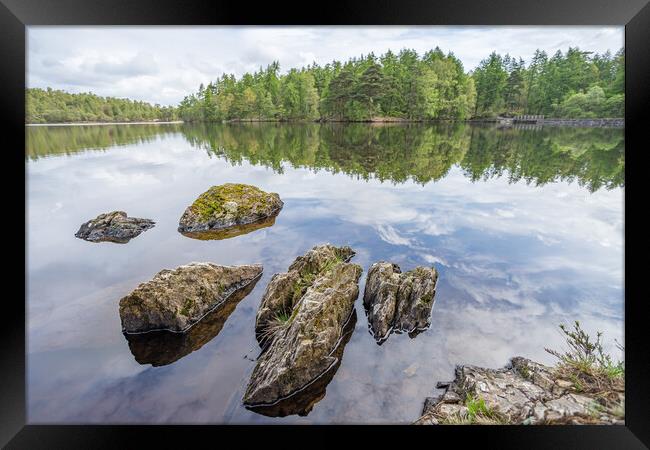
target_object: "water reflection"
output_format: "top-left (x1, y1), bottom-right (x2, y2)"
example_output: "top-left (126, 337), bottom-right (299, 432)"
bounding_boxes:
top-left (179, 215), bottom-right (280, 241)
top-left (26, 123), bottom-right (623, 424)
top-left (26, 123), bottom-right (181, 160)
top-left (124, 273), bottom-right (261, 367)
top-left (245, 310), bottom-right (357, 418)
top-left (183, 123), bottom-right (624, 192)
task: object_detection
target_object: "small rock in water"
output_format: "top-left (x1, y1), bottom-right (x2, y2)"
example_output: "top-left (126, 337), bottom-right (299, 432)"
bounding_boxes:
top-left (75, 211), bottom-right (155, 243)
top-left (119, 262), bottom-right (262, 333)
top-left (243, 244), bottom-right (362, 413)
top-left (178, 183), bottom-right (283, 238)
top-left (363, 262), bottom-right (438, 343)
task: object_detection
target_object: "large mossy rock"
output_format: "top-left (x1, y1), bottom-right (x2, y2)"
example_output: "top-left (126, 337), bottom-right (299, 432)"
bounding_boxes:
top-left (119, 262), bottom-right (262, 333)
top-left (75, 211), bottom-right (155, 243)
top-left (178, 183), bottom-right (283, 235)
top-left (363, 262), bottom-right (438, 343)
top-left (243, 244), bottom-right (362, 409)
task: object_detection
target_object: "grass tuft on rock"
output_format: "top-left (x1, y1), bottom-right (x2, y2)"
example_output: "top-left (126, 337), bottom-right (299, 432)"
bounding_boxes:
top-left (545, 320), bottom-right (624, 417)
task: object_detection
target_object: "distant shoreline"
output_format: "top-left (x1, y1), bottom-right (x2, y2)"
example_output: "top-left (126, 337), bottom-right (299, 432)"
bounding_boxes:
top-left (25, 118), bottom-right (623, 128)
top-left (26, 121), bottom-right (184, 127)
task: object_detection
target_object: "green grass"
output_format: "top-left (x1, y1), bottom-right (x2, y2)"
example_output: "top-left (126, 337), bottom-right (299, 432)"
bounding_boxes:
top-left (545, 321), bottom-right (624, 413)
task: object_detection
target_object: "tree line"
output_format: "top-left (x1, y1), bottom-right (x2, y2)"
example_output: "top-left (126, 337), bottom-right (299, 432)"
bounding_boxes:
top-left (26, 87), bottom-right (177, 123)
top-left (26, 46), bottom-right (624, 123)
top-left (178, 47), bottom-right (624, 122)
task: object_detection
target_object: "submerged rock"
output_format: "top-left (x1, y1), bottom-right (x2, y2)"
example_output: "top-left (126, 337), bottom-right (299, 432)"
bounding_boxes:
top-left (178, 183), bottom-right (283, 236)
top-left (124, 274), bottom-right (260, 366)
top-left (75, 211), bottom-right (155, 243)
top-left (243, 244), bottom-right (362, 410)
top-left (414, 357), bottom-right (624, 425)
top-left (363, 262), bottom-right (438, 343)
top-left (119, 262), bottom-right (262, 334)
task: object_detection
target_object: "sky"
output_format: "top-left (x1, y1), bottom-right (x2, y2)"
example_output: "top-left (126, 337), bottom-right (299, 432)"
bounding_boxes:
top-left (27, 26), bottom-right (624, 106)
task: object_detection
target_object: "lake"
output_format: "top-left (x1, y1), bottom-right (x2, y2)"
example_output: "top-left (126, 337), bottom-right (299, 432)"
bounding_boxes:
top-left (26, 122), bottom-right (624, 424)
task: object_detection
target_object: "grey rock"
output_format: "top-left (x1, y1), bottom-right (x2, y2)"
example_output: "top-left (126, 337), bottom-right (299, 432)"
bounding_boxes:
top-left (243, 244), bottom-right (362, 410)
top-left (363, 262), bottom-right (438, 343)
top-left (75, 211), bottom-right (154, 243)
top-left (119, 262), bottom-right (262, 333)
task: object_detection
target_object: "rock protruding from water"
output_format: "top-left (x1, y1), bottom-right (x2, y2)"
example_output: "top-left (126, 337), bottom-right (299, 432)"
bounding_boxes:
top-left (414, 357), bottom-right (624, 425)
top-left (119, 262), bottom-right (262, 334)
top-left (75, 211), bottom-right (155, 243)
top-left (124, 273), bottom-right (261, 366)
top-left (243, 244), bottom-right (362, 411)
top-left (363, 262), bottom-right (438, 343)
top-left (178, 183), bottom-right (283, 237)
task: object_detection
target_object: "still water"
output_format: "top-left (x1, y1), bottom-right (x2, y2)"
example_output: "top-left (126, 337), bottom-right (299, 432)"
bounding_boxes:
top-left (26, 122), bottom-right (624, 423)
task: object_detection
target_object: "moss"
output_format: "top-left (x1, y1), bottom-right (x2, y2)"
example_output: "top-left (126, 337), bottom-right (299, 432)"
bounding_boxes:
top-left (180, 298), bottom-right (195, 316)
top-left (189, 183), bottom-right (276, 222)
top-left (418, 291), bottom-right (433, 305)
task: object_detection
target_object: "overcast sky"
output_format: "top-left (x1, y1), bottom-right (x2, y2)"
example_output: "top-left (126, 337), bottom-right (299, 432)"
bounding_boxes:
top-left (27, 26), bottom-right (623, 106)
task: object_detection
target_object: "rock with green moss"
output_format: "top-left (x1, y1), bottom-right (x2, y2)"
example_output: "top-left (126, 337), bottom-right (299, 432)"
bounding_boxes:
top-left (243, 244), bottom-right (362, 409)
top-left (75, 211), bottom-right (155, 243)
top-left (178, 183), bottom-right (283, 236)
top-left (119, 262), bottom-right (262, 333)
top-left (363, 262), bottom-right (438, 344)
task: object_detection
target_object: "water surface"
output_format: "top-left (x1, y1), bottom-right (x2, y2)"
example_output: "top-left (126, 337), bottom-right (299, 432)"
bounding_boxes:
top-left (27, 122), bottom-right (624, 423)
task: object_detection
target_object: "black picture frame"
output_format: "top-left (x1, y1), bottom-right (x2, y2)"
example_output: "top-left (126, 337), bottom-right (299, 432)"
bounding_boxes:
top-left (3, 0), bottom-right (648, 447)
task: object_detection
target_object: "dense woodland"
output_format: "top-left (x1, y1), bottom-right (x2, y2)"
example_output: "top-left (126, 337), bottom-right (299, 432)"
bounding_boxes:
top-left (26, 88), bottom-right (177, 123)
top-left (26, 47), bottom-right (624, 123)
top-left (178, 47), bottom-right (624, 122)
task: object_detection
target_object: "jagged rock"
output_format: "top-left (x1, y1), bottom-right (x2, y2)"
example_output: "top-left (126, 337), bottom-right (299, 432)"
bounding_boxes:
top-left (243, 244), bottom-right (362, 410)
top-left (119, 262), bottom-right (262, 333)
top-left (124, 274), bottom-right (260, 366)
top-left (75, 211), bottom-right (154, 243)
top-left (363, 262), bottom-right (438, 343)
top-left (178, 183), bottom-right (283, 237)
top-left (414, 357), bottom-right (624, 425)
top-left (246, 310), bottom-right (357, 417)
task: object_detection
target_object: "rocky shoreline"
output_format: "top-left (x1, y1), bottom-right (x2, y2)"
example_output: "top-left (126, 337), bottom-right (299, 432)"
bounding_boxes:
top-left (415, 356), bottom-right (624, 425)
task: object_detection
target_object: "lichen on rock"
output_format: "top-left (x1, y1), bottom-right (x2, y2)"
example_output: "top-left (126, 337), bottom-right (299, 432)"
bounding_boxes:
top-left (75, 211), bottom-right (155, 243)
top-left (243, 244), bottom-right (362, 410)
top-left (178, 183), bottom-right (283, 236)
top-left (363, 262), bottom-right (438, 343)
top-left (119, 262), bottom-right (262, 334)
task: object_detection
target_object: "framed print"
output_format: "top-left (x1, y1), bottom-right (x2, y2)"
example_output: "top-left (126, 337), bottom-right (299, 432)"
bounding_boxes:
top-left (2, 0), bottom-right (649, 447)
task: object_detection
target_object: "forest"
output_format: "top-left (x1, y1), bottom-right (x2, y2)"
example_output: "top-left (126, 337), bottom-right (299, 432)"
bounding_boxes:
top-left (26, 88), bottom-right (177, 123)
top-left (26, 46), bottom-right (624, 123)
top-left (177, 47), bottom-right (624, 122)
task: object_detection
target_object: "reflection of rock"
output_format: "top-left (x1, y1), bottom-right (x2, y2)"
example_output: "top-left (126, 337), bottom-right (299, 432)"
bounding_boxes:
top-left (119, 262), bottom-right (263, 333)
top-left (243, 244), bottom-right (362, 411)
top-left (124, 275), bottom-right (260, 366)
top-left (179, 215), bottom-right (278, 241)
top-left (246, 310), bottom-right (357, 417)
top-left (75, 211), bottom-right (154, 243)
top-left (363, 262), bottom-right (438, 344)
top-left (414, 357), bottom-right (625, 425)
top-left (178, 183), bottom-right (283, 236)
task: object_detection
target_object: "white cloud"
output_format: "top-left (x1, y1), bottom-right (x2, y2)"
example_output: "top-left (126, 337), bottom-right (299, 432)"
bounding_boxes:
top-left (27, 26), bottom-right (623, 106)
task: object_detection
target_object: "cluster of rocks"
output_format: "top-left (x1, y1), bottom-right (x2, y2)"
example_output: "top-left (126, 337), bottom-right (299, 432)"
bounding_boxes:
top-left (414, 357), bottom-right (624, 425)
top-left (75, 183), bottom-right (284, 243)
top-left (77, 183), bottom-right (444, 418)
